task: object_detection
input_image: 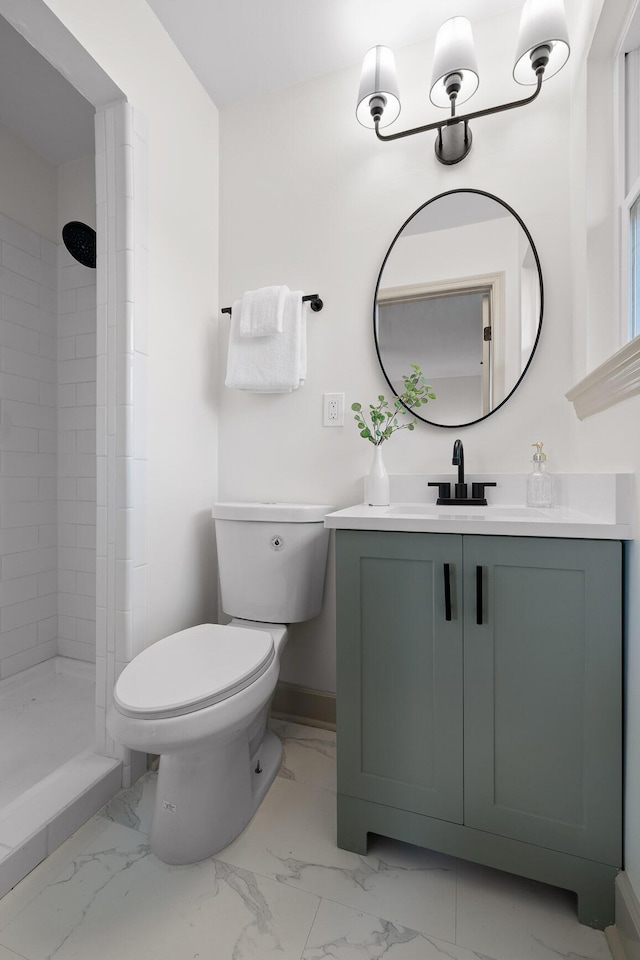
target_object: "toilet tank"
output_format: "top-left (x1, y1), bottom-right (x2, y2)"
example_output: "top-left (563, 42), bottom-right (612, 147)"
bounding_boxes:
top-left (212, 502), bottom-right (333, 623)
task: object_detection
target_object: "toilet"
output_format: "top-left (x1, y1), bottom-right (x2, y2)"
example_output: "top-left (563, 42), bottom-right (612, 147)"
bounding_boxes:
top-left (107, 501), bottom-right (332, 865)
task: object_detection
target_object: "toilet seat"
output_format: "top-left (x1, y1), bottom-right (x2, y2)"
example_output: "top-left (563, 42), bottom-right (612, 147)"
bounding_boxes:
top-left (113, 624), bottom-right (275, 720)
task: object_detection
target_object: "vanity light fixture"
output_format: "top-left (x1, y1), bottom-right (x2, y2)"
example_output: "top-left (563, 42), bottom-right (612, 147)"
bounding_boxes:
top-left (356, 0), bottom-right (570, 165)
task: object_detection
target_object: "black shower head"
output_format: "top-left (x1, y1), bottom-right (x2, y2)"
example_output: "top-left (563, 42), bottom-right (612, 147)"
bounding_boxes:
top-left (62, 221), bottom-right (96, 269)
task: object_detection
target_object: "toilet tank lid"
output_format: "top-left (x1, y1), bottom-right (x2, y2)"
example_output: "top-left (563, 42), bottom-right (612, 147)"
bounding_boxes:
top-left (212, 502), bottom-right (333, 523)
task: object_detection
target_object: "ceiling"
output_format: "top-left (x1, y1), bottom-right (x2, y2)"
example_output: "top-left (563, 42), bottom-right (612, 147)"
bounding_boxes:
top-left (146, 0), bottom-right (528, 108)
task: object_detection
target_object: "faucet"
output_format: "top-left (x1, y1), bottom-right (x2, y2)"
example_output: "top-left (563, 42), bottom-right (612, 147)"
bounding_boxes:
top-left (451, 440), bottom-right (464, 483)
top-left (428, 438), bottom-right (497, 505)
top-left (452, 439), bottom-right (465, 494)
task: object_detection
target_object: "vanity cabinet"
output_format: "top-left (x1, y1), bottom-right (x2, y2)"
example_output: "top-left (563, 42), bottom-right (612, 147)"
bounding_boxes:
top-left (335, 529), bottom-right (622, 929)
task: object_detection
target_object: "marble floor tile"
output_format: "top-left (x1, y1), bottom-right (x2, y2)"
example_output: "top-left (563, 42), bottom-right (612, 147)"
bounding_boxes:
top-left (0, 816), bottom-right (110, 932)
top-left (270, 719), bottom-right (337, 792)
top-left (97, 770), bottom-right (157, 834)
top-left (220, 775), bottom-right (457, 943)
top-left (0, 820), bottom-right (320, 960)
top-left (302, 899), bottom-right (497, 960)
top-left (455, 859), bottom-right (611, 960)
top-left (0, 718), bottom-right (615, 960)
top-left (0, 946), bottom-right (28, 960)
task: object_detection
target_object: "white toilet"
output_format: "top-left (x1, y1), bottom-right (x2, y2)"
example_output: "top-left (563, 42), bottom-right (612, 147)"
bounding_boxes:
top-left (107, 501), bottom-right (332, 865)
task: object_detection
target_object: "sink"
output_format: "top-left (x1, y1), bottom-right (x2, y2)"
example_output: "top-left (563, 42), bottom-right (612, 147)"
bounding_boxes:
top-left (385, 503), bottom-right (550, 521)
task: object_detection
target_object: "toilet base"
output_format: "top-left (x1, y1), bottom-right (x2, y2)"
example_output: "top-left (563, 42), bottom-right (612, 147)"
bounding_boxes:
top-left (150, 729), bottom-right (282, 865)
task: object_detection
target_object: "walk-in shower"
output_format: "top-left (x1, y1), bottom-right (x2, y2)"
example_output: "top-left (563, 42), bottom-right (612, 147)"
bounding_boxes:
top-left (0, 198), bottom-right (99, 810)
top-left (0, 10), bottom-right (121, 896)
top-left (0, 0), bottom-right (147, 897)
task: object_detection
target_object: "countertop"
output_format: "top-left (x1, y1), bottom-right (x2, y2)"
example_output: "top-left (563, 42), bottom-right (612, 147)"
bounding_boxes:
top-left (324, 473), bottom-right (634, 540)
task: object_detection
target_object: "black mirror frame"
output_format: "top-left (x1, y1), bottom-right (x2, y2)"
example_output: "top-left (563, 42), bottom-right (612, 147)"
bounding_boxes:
top-left (373, 188), bottom-right (544, 429)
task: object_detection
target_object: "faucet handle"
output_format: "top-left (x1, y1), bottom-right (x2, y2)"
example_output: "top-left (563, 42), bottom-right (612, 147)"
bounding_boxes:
top-left (428, 481), bottom-right (451, 501)
top-left (471, 481), bottom-right (497, 502)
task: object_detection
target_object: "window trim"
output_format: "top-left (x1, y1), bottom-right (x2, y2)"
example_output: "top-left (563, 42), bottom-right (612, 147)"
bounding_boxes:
top-left (567, 0), bottom-right (640, 419)
top-left (620, 48), bottom-right (640, 344)
top-left (566, 334), bottom-right (640, 419)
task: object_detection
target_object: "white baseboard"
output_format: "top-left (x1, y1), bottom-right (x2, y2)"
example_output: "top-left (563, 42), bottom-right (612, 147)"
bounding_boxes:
top-left (607, 873), bottom-right (640, 960)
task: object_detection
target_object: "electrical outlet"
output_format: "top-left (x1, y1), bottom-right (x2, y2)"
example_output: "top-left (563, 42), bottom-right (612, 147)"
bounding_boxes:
top-left (323, 392), bottom-right (344, 427)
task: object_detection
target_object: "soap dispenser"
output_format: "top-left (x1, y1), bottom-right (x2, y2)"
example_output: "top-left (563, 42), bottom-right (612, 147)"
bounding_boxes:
top-left (527, 442), bottom-right (554, 508)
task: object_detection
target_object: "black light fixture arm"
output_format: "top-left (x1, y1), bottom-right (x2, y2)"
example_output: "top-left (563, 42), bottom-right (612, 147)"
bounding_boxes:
top-left (373, 71), bottom-right (543, 143)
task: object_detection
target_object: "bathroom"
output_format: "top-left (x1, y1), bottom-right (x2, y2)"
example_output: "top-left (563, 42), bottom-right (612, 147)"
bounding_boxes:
top-left (0, 0), bottom-right (638, 957)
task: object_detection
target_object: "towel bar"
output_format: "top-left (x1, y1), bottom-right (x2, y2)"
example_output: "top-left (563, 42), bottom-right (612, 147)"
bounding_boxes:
top-left (221, 294), bottom-right (323, 315)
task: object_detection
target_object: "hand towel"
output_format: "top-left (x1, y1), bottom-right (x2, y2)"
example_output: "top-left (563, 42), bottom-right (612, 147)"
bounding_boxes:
top-left (239, 285), bottom-right (288, 337)
top-left (225, 291), bottom-right (307, 393)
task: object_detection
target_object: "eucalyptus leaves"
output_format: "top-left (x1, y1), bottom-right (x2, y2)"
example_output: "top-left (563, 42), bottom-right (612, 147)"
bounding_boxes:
top-left (351, 365), bottom-right (435, 445)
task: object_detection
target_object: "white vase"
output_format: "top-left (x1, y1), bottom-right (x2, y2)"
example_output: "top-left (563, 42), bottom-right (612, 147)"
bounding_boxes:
top-left (367, 445), bottom-right (390, 506)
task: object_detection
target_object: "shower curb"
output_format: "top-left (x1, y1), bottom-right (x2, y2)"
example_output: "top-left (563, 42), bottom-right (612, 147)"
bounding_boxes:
top-left (0, 750), bottom-right (121, 899)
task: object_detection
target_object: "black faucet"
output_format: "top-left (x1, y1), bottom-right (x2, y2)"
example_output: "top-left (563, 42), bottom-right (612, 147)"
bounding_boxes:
top-left (452, 439), bottom-right (466, 499)
top-left (428, 438), bottom-right (497, 505)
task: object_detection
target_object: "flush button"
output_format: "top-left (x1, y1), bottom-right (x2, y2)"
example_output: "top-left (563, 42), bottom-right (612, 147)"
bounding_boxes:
top-left (271, 535), bottom-right (285, 551)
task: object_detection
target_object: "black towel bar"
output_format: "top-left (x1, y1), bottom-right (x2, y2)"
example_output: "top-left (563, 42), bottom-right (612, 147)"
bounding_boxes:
top-left (221, 294), bottom-right (323, 315)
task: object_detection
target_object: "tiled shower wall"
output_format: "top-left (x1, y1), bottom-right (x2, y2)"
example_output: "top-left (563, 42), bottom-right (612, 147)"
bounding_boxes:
top-left (0, 214), bottom-right (58, 678)
top-left (57, 245), bottom-right (97, 662)
top-left (0, 212), bottom-right (96, 678)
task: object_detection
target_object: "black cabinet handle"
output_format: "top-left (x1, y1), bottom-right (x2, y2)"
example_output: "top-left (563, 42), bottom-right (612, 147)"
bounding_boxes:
top-left (476, 566), bottom-right (483, 624)
top-left (444, 563), bottom-right (452, 621)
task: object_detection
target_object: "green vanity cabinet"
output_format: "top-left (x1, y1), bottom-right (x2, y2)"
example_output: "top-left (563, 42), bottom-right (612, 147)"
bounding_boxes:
top-left (335, 529), bottom-right (622, 929)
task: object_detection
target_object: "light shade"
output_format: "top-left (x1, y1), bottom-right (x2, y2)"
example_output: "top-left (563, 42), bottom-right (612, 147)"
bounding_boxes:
top-left (430, 17), bottom-right (479, 108)
top-left (356, 45), bottom-right (401, 129)
top-left (513, 0), bottom-right (570, 84)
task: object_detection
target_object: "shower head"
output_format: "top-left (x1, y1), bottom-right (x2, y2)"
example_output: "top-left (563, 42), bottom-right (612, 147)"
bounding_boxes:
top-left (62, 221), bottom-right (96, 269)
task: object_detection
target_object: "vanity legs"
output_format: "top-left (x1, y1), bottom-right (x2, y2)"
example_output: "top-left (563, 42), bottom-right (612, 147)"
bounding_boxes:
top-left (574, 872), bottom-right (618, 931)
top-left (336, 798), bottom-right (369, 856)
top-left (337, 794), bottom-right (617, 930)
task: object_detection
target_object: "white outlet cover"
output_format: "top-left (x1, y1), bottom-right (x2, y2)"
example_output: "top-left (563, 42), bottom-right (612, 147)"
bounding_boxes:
top-left (323, 392), bottom-right (344, 426)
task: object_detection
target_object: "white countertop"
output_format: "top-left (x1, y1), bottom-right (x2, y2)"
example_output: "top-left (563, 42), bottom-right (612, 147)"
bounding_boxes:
top-left (324, 474), bottom-right (634, 540)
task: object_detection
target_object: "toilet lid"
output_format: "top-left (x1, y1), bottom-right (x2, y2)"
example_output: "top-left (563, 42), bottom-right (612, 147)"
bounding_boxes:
top-left (113, 624), bottom-right (275, 720)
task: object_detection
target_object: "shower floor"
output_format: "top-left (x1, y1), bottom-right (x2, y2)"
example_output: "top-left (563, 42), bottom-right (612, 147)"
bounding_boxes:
top-left (0, 656), bottom-right (95, 808)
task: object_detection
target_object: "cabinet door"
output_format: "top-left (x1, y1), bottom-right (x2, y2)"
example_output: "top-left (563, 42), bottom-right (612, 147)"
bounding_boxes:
top-left (336, 529), bottom-right (463, 822)
top-left (463, 535), bottom-right (622, 865)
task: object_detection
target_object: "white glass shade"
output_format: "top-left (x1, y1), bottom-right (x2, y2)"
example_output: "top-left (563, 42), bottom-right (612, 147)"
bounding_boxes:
top-left (356, 45), bottom-right (401, 129)
top-left (430, 17), bottom-right (479, 108)
top-left (513, 0), bottom-right (570, 84)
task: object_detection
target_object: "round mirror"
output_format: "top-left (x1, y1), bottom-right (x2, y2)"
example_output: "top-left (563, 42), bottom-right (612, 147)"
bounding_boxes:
top-left (374, 189), bottom-right (543, 428)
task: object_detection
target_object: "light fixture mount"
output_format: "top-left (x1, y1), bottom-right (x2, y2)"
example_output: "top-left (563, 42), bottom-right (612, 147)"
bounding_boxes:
top-left (356, 1), bottom-right (570, 165)
top-left (436, 120), bottom-right (472, 166)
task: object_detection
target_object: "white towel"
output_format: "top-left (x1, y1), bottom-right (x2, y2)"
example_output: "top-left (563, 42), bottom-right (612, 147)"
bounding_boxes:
top-left (225, 291), bottom-right (307, 393)
top-left (240, 285), bottom-right (288, 337)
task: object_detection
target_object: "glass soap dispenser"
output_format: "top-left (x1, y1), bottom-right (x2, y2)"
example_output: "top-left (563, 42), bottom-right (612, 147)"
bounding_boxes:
top-left (527, 441), bottom-right (554, 508)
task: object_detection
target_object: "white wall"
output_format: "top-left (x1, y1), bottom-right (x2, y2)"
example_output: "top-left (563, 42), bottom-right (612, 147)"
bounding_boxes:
top-left (219, 8), bottom-right (576, 693)
top-left (40, 0), bottom-right (220, 644)
top-left (0, 123), bottom-right (56, 242)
